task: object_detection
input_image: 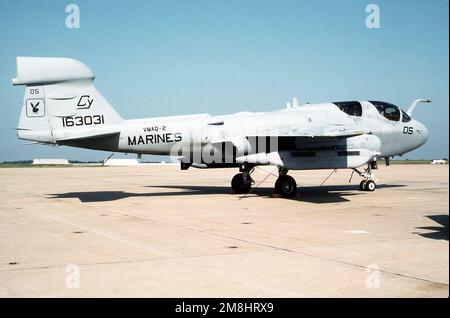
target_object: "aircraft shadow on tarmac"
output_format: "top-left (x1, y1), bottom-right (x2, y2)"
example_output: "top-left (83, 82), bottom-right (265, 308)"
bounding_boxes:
top-left (415, 215), bottom-right (449, 241)
top-left (47, 184), bottom-right (405, 204)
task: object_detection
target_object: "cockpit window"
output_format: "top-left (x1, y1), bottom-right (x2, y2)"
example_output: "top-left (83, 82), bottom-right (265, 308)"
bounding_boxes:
top-left (402, 110), bottom-right (411, 122)
top-left (370, 101), bottom-right (400, 121)
top-left (333, 101), bottom-right (362, 117)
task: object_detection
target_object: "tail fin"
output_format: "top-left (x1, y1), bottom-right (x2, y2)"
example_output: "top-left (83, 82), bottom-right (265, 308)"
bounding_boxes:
top-left (13, 57), bottom-right (122, 143)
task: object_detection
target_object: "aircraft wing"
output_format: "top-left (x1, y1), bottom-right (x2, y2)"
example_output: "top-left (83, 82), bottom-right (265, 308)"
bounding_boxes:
top-left (227, 125), bottom-right (378, 169)
top-left (245, 125), bottom-right (369, 140)
top-left (209, 124), bottom-right (371, 157)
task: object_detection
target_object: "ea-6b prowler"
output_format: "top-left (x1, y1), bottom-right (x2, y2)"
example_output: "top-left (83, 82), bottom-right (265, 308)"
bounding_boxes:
top-left (14, 57), bottom-right (430, 197)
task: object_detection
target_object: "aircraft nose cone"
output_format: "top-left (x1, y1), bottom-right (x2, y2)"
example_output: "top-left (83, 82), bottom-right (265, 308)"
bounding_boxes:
top-left (423, 125), bottom-right (429, 141)
top-left (417, 121), bottom-right (429, 145)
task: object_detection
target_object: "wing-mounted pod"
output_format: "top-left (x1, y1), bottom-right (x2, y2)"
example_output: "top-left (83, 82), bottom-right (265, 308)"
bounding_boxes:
top-left (236, 134), bottom-right (381, 170)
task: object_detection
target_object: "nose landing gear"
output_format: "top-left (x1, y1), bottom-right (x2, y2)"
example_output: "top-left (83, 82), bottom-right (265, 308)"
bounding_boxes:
top-left (354, 161), bottom-right (377, 192)
top-left (359, 179), bottom-right (376, 191)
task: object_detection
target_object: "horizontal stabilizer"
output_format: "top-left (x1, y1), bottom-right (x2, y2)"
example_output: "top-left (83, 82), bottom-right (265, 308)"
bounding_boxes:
top-left (54, 128), bottom-right (120, 142)
top-left (20, 141), bottom-right (56, 146)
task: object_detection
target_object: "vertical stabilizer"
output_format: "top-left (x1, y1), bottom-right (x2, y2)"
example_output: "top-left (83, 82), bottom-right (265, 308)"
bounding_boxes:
top-left (14, 57), bottom-right (123, 143)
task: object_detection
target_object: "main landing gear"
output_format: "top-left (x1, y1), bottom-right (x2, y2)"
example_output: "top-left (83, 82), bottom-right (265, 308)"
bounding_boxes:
top-left (230, 166), bottom-right (298, 197)
top-left (231, 166), bottom-right (254, 194)
top-left (353, 161), bottom-right (377, 192)
top-left (274, 168), bottom-right (297, 197)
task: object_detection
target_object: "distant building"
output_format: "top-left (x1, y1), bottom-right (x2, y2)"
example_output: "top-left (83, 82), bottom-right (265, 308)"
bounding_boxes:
top-left (32, 159), bottom-right (70, 165)
top-left (102, 158), bottom-right (140, 166)
top-left (431, 159), bottom-right (446, 165)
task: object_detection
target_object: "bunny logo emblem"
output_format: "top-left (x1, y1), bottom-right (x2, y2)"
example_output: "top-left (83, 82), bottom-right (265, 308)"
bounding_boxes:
top-left (26, 99), bottom-right (45, 117)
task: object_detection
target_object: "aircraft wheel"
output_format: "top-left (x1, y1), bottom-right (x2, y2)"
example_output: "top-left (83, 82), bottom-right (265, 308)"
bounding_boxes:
top-left (274, 175), bottom-right (297, 197)
top-left (365, 180), bottom-right (376, 192)
top-left (359, 180), bottom-right (367, 191)
top-left (231, 173), bottom-right (251, 194)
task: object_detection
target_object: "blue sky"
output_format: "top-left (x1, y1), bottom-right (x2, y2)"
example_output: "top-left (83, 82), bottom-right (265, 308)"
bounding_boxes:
top-left (0, 0), bottom-right (448, 161)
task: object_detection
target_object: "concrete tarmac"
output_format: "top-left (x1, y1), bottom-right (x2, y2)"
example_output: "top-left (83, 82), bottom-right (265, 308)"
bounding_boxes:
top-left (0, 164), bottom-right (448, 297)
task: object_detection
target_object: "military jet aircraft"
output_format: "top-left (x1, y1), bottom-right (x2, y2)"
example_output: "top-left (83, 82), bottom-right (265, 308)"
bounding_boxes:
top-left (14, 57), bottom-right (430, 197)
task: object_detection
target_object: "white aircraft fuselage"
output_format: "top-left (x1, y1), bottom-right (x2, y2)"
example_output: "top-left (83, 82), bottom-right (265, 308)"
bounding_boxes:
top-left (117, 102), bottom-right (428, 167)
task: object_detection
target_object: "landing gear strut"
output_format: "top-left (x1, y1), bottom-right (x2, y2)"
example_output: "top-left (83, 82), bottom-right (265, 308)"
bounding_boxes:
top-left (353, 162), bottom-right (377, 192)
top-left (274, 168), bottom-right (297, 197)
top-left (230, 166), bottom-right (298, 197)
top-left (231, 165), bottom-right (254, 194)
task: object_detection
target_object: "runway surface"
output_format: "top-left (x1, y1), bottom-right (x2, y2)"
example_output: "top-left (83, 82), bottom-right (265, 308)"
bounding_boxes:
top-left (0, 164), bottom-right (448, 297)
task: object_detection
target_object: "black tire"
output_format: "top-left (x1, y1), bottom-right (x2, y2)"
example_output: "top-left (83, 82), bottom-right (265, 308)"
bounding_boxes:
top-left (231, 173), bottom-right (251, 194)
top-left (274, 175), bottom-right (297, 197)
top-left (359, 180), bottom-right (367, 191)
top-left (365, 180), bottom-right (376, 191)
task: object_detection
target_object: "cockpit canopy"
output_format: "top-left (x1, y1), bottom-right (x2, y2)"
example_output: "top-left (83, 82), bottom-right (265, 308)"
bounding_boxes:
top-left (333, 100), bottom-right (411, 122)
top-left (333, 101), bottom-right (362, 117)
top-left (369, 101), bottom-right (411, 122)
top-left (370, 101), bottom-right (400, 121)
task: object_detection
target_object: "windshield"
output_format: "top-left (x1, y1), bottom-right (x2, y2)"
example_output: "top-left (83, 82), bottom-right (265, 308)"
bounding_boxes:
top-left (402, 110), bottom-right (411, 122)
top-left (370, 101), bottom-right (400, 121)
